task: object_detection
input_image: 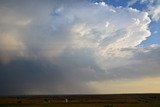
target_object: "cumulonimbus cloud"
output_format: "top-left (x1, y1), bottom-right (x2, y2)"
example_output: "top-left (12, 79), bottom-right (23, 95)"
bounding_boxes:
top-left (0, 0), bottom-right (159, 95)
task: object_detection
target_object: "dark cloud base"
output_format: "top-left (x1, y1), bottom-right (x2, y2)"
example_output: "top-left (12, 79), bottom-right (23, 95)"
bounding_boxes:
top-left (0, 47), bottom-right (160, 95)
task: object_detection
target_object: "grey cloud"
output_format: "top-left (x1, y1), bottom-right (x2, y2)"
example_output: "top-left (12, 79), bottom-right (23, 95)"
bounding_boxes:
top-left (106, 47), bottom-right (160, 80)
top-left (0, 47), bottom-right (100, 95)
top-left (0, 0), bottom-right (158, 95)
top-left (1, 46), bottom-right (160, 95)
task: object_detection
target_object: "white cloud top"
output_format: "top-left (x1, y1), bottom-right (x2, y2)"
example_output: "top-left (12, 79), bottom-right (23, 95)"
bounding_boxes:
top-left (128, 0), bottom-right (160, 21)
top-left (51, 2), bottom-right (151, 58)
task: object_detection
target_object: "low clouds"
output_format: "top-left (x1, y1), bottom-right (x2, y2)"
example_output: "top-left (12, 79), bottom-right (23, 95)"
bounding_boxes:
top-left (87, 45), bottom-right (160, 93)
top-left (0, 0), bottom-right (159, 95)
top-left (0, 33), bottom-right (26, 63)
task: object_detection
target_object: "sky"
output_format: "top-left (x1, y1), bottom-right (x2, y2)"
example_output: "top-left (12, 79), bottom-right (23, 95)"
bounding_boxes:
top-left (0, 0), bottom-right (160, 95)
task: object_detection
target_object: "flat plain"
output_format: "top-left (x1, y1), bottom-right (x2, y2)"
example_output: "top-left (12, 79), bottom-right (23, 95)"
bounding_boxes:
top-left (0, 94), bottom-right (160, 107)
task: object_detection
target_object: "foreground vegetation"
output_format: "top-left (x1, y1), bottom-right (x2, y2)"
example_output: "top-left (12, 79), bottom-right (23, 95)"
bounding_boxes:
top-left (0, 94), bottom-right (160, 107)
top-left (1, 103), bottom-right (160, 107)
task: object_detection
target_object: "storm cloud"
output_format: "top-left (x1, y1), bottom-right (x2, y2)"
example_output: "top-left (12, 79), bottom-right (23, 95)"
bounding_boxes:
top-left (0, 0), bottom-right (159, 95)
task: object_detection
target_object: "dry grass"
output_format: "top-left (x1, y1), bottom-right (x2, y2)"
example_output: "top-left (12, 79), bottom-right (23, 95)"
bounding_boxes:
top-left (0, 94), bottom-right (160, 107)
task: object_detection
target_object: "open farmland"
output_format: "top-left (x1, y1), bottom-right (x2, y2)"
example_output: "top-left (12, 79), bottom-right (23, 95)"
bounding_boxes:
top-left (0, 94), bottom-right (160, 107)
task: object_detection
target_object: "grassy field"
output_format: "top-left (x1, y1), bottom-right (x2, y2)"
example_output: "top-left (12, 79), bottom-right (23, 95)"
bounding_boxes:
top-left (0, 94), bottom-right (160, 107)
